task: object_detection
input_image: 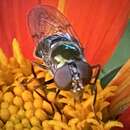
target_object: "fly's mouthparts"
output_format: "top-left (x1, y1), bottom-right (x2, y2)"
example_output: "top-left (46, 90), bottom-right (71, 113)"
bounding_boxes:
top-left (68, 61), bottom-right (84, 92)
top-left (72, 81), bottom-right (84, 93)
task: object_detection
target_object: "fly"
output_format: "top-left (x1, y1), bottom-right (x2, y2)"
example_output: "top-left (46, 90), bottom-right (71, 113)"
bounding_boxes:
top-left (27, 5), bottom-right (101, 120)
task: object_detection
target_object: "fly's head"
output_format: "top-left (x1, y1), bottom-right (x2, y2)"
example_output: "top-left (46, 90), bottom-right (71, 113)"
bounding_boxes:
top-left (54, 60), bottom-right (92, 93)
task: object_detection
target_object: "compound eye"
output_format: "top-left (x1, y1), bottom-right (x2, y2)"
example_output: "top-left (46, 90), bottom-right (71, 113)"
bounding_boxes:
top-left (54, 64), bottom-right (72, 90)
top-left (75, 61), bottom-right (92, 85)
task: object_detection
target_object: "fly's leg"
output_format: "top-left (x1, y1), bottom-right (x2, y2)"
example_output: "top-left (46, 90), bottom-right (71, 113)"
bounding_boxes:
top-left (90, 84), bottom-right (100, 122)
top-left (90, 64), bottom-right (100, 85)
top-left (92, 85), bottom-right (97, 107)
top-left (89, 64), bottom-right (101, 122)
top-left (31, 62), bottom-right (54, 89)
top-left (55, 88), bottom-right (60, 99)
top-left (44, 79), bottom-right (54, 85)
top-left (32, 61), bottom-right (49, 70)
top-left (43, 76), bottom-right (62, 116)
top-left (34, 89), bottom-right (54, 119)
top-left (31, 63), bottom-right (54, 116)
top-left (31, 63), bottom-right (62, 117)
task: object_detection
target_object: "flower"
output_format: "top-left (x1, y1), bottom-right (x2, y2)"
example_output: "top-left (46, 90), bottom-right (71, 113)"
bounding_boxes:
top-left (0, 38), bottom-right (124, 130)
top-left (0, 0), bottom-right (130, 129)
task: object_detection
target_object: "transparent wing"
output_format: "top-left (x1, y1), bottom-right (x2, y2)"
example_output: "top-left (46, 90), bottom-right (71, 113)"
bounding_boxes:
top-left (27, 5), bottom-right (79, 43)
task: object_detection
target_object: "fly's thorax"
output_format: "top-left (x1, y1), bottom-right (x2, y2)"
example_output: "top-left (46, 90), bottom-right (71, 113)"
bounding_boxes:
top-left (34, 33), bottom-right (83, 66)
top-left (48, 40), bottom-right (84, 71)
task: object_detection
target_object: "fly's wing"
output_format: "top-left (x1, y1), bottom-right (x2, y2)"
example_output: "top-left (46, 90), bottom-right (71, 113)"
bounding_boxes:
top-left (27, 5), bottom-right (79, 44)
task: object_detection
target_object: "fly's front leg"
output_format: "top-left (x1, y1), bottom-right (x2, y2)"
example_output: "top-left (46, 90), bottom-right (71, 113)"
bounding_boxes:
top-left (90, 84), bottom-right (101, 123)
top-left (89, 64), bottom-right (101, 103)
top-left (89, 64), bottom-right (101, 122)
top-left (91, 84), bottom-right (97, 107)
top-left (31, 62), bottom-right (54, 92)
top-left (34, 89), bottom-right (55, 119)
top-left (31, 63), bottom-right (62, 117)
top-left (36, 81), bottom-right (62, 116)
top-left (90, 64), bottom-right (100, 85)
top-left (31, 62), bottom-right (53, 85)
